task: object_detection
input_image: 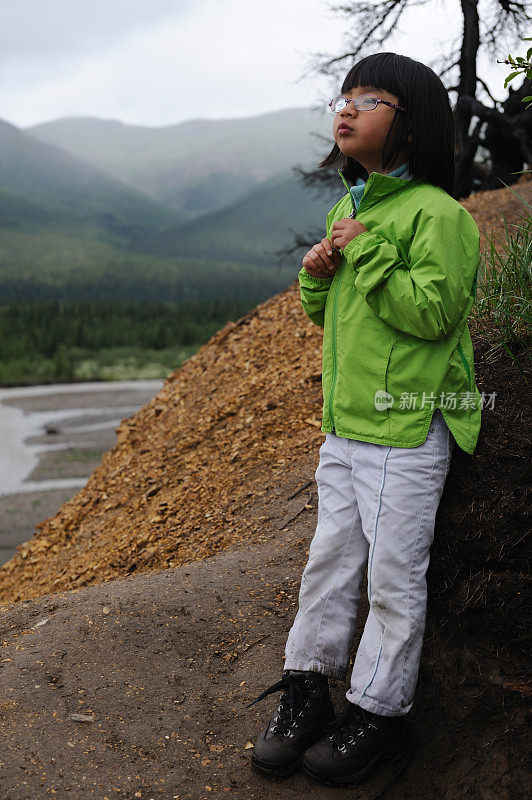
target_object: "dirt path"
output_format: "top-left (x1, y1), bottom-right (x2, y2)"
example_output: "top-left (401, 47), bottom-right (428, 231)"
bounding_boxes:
top-left (0, 507), bottom-right (526, 800)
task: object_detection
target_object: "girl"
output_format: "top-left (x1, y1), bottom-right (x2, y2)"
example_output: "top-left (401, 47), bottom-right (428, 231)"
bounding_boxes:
top-left (247, 52), bottom-right (481, 788)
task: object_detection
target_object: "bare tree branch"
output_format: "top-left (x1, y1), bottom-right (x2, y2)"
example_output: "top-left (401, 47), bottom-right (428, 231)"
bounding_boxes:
top-left (274, 227), bottom-right (324, 267)
top-left (311, 0), bottom-right (412, 77)
top-left (437, 59), bottom-right (461, 79)
top-left (307, 0), bottom-right (530, 85)
top-left (476, 75), bottom-right (500, 105)
top-left (481, 0), bottom-right (531, 48)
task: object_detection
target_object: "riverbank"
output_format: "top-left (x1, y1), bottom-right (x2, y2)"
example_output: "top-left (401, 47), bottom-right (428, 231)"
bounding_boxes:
top-left (0, 298), bottom-right (257, 385)
top-left (0, 380), bottom-right (162, 565)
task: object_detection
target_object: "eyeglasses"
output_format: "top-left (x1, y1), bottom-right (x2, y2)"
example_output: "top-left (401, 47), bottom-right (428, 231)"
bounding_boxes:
top-left (328, 94), bottom-right (406, 113)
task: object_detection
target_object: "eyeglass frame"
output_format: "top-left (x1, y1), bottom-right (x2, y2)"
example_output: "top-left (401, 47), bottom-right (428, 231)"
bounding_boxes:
top-left (329, 94), bottom-right (406, 114)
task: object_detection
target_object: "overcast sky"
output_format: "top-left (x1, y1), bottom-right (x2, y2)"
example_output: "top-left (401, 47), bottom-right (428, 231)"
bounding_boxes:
top-left (1, 0), bottom-right (516, 129)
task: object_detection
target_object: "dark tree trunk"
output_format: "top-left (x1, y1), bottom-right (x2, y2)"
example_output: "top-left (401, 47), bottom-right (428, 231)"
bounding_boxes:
top-left (455, 77), bottom-right (532, 193)
top-left (453, 0), bottom-right (481, 198)
top-left (484, 79), bottom-right (532, 189)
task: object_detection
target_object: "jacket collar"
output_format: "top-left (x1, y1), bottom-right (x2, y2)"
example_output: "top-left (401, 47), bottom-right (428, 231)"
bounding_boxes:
top-left (338, 166), bottom-right (414, 213)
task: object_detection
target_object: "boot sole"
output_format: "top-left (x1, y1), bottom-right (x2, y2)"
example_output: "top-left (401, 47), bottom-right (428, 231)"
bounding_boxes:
top-left (302, 740), bottom-right (404, 788)
top-left (250, 752), bottom-right (303, 778)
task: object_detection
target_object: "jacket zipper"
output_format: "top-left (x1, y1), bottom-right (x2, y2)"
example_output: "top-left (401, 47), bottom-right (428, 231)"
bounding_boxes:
top-left (328, 269), bottom-right (342, 431)
top-left (328, 170), bottom-right (366, 431)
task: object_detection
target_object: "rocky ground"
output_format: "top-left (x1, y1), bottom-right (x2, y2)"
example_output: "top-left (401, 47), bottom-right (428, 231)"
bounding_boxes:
top-left (0, 503), bottom-right (527, 800)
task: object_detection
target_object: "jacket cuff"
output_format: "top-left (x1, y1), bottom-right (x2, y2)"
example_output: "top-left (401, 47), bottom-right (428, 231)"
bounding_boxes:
top-left (298, 266), bottom-right (334, 287)
top-left (341, 231), bottom-right (378, 269)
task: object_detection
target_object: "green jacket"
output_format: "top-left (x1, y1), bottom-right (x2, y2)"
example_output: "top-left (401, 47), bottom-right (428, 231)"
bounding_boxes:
top-left (298, 169), bottom-right (482, 454)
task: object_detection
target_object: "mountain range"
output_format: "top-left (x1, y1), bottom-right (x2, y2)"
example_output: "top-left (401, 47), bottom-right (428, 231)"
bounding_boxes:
top-left (0, 109), bottom-right (339, 302)
top-left (27, 109), bottom-right (334, 217)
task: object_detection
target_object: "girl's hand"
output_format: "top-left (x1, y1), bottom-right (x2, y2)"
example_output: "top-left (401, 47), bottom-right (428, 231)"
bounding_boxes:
top-left (302, 238), bottom-right (342, 278)
top-left (330, 218), bottom-right (368, 250)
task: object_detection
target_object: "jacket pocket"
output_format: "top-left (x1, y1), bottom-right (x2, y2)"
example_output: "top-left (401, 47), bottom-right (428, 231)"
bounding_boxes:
top-left (386, 336), bottom-right (458, 420)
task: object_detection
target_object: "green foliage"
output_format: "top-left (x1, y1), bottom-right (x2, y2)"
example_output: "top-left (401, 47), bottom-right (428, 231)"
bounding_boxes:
top-left (471, 186), bottom-right (532, 374)
top-left (503, 37), bottom-right (532, 109)
top-left (53, 344), bottom-right (75, 382)
top-left (0, 226), bottom-right (296, 302)
top-left (0, 298), bottom-right (259, 385)
top-left (477, 34), bottom-right (532, 373)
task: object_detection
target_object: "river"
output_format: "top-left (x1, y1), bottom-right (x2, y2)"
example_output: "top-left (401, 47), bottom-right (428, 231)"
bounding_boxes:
top-left (0, 379), bottom-right (163, 566)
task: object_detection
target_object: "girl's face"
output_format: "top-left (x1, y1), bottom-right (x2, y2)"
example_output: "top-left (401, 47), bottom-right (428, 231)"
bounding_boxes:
top-left (333, 85), bottom-right (406, 176)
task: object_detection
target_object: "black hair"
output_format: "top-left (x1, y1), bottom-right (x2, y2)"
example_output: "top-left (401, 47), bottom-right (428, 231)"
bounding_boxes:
top-left (319, 52), bottom-right (455, 195)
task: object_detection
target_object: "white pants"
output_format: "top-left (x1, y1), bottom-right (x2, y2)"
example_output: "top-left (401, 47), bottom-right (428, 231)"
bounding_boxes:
top-left (284, 409), bottom-right (454, 717)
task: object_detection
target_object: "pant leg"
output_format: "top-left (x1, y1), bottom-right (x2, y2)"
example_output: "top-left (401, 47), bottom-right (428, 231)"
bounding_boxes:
top-left (284, 432), bottom-right (369, 680)
top-left (346, 409), bottom-right (455, 716)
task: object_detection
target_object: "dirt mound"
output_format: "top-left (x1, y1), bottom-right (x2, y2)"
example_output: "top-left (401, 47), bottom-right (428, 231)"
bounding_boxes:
top-left (0, 286), bottom-right (326, 602)
top-left (1, 177), bottom-right (530, 608)
top-left (461, 172), bottom-right (532, 251)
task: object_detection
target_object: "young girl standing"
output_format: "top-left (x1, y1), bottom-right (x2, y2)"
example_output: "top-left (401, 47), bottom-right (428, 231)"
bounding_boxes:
top-left (247, 52), bottom-right (482, 788)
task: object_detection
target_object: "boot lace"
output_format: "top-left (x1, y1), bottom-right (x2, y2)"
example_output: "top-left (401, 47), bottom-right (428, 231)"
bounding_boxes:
top-left (324, 705), bottom-right (379, 753)
top-left (246, 672), bottom-right (316, 736)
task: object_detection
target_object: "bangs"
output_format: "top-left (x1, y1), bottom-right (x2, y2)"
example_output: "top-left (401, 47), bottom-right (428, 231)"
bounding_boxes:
top-left (341, 54), bottom-right (406, 104)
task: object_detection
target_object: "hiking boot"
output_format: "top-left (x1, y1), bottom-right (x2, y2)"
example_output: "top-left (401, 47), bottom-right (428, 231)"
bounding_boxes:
top-left (246, 670), bottom-right (336, 777)
top-left (302, 701), bottom-right (408, 787)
